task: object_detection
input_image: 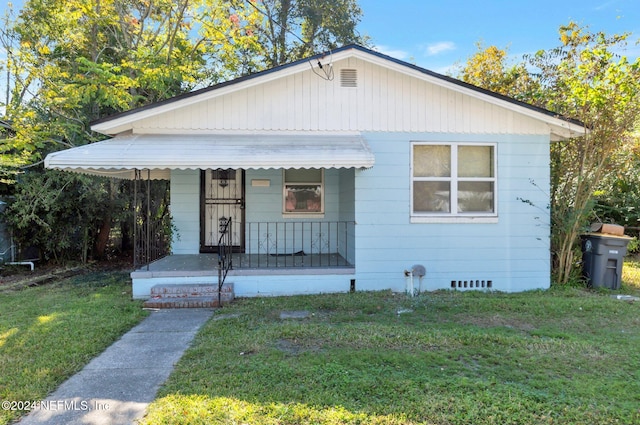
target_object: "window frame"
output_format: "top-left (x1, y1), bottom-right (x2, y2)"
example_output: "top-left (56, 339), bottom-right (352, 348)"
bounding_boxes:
top-left (282, 168), bottom-right (325, 218)
top-left (410, 142), bottom-right (498, 223)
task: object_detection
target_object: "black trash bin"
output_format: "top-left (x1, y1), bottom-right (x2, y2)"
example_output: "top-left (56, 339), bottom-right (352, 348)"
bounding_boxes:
top-left (580, 233), bottom-right (632, 289)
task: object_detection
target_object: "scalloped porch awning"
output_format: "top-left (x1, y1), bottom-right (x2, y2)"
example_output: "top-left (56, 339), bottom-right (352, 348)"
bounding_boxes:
top-left (44, 133), bottom-right (375, 180)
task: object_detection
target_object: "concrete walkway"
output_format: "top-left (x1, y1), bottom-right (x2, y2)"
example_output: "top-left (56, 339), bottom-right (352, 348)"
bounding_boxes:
top-left (18, 308), bottom-right (215, 425)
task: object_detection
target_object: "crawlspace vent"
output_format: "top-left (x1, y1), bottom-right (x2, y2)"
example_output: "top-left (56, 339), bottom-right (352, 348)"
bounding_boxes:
top-left (451, 280), bottom-right (493, 289)
top-left (340, 69), bottom-right (358, 88)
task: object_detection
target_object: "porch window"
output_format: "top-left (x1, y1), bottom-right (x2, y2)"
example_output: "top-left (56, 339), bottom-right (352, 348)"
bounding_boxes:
top-left (283, 169), bottom-right (324, 214)
top-left (411, 142), bottom-right (496, 221)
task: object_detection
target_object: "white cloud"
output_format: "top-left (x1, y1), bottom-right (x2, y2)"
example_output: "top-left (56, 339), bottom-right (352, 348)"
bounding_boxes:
top-left (423, 41), bottom-right (456, 56)
top-left (370, 44), bottom-right (410, 61)
top-left (594, 0), bottom-right (620, 11)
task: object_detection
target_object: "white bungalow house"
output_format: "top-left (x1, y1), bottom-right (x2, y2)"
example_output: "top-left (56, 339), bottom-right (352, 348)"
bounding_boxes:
top-left (45, 45), bottom-right (585, 302)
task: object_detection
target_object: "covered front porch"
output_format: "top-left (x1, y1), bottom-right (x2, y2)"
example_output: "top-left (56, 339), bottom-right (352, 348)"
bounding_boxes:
top-left (131, 218), bottom-right (356, 299)
top-left (45, 132), bottom-right (372, 299)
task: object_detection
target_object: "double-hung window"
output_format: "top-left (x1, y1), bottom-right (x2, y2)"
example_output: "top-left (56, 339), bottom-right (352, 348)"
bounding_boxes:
top-left (411, 142), bottom-right (497, 222)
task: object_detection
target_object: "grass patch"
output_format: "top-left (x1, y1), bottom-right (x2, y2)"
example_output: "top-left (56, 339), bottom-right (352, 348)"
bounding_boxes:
top-left (622, 258), bottom-right (640, 291)
top-left (0, 271), bottom-right (147, 425)
top-left (142, 280), bottom-right (640, 424)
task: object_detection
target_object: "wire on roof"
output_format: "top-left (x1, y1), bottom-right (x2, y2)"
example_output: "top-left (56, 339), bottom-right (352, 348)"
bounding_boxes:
top-left (309, 50), bottom-right (334, 81)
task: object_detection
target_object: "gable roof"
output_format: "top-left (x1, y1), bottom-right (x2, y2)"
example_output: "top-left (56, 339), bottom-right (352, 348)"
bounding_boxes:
top-left (91, 44), bottom-right (585, 139)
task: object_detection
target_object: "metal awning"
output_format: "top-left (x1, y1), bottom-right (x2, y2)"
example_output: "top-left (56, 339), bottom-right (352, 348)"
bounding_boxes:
top-left (44, 133), bottom-right (375, 180)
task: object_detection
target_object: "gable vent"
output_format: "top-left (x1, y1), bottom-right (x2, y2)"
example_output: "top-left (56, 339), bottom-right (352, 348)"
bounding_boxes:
top-left (340, 69), bottom-right (358, 88)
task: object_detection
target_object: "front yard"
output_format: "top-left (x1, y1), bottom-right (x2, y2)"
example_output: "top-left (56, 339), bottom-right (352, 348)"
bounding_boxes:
top-left (1, 264), bottom-right (639, 425)
top-left (141, 271), bottom-right (640, 424)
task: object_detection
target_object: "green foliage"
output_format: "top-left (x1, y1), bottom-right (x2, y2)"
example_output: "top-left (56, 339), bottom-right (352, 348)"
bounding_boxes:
top-left (593, 130), bottom-right (640, 234)
top-left (194, 0), bottom-right (267, 79)
top-left (625, 237), bottom-right (640, 255)
top-left (243, 0), bottom-right (369, 67)
top-left (458, 23), bottom-right (640, 286)
top-left (458, 42), bottom-right (539, 102)
top-left (3, 170), bottom-right (115, 263)
top-left (532, 24), bottom-right (640, 285)
top-left (0, 0), bottom-right (367, 262)
top-left (622, 258), bottom-right (640, 286)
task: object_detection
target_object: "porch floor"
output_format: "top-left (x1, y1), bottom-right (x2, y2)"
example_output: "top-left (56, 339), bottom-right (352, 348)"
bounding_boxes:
top-left (134, 253), bottom-right (353, 277)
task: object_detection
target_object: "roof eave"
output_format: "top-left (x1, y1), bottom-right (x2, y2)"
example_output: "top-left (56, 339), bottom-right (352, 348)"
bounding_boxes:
top-left (345, 47), bottom-right (587, 137)
top-left (91, 46), bottom-right (361, 135)
top-left (91, 44), bottom-right (587, 137)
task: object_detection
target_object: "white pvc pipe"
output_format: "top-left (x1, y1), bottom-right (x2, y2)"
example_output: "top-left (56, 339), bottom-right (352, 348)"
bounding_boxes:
top-left (7, 261), bottom-right (34, 271)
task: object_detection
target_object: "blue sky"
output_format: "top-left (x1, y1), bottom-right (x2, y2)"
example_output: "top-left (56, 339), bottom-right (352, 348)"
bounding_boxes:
top-left (357, 0), bottom-right (640, 74)
top-left (1, 0), bottom-right (639, 78)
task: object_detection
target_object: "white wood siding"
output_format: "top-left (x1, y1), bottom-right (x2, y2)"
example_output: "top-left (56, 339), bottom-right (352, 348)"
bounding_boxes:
top-left (354, 132), bottom-right (551, 293)
top-left (244, 169), bottom-right (343, 223)
top-left (170, 170), bottom-right (200, 254)
top-left (133, 58), bottom-right (551, 135)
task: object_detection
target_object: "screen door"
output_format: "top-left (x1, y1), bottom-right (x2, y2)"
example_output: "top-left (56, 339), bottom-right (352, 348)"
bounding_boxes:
top-left (201, 169), bottom-right (244, 252)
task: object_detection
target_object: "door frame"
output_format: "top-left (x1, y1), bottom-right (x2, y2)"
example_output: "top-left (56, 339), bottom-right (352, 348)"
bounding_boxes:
top-left (199, 169), bottom-right (246, 253)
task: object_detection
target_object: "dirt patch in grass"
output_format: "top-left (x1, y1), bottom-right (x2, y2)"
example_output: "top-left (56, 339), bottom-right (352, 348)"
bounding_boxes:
top-left (0, 259), bottom-right (132, 291)
top-left (275, 338), bottom-right (325, 356)
top-left (0, 265), bottom-right (87, 291)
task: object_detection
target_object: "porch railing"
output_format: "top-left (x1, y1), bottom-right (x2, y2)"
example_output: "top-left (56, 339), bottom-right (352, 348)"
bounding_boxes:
top-left (242, 221), bottom-right (354, 268)
top-left (134, 218), bottom-right (170, 269)
top-left (133, 169), bottom-right (171, 270)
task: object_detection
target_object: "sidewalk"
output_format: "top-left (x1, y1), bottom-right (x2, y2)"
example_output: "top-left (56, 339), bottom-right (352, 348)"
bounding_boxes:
top-left (18, 308), bottom-right (215, 425)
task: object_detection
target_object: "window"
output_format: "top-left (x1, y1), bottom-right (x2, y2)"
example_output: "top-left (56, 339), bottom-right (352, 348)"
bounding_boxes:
top-left (411, 143), bottom-right (496, 219)
top-left (283, 169), bottom-right (324, 214)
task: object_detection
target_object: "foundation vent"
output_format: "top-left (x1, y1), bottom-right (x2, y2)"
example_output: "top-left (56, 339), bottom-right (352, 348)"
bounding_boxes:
top-left (340, 69), bottom-right (358, 88)
top-left (451, 280), bottom-right (493, 289)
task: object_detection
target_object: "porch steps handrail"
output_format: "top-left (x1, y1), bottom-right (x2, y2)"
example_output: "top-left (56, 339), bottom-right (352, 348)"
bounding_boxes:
top-left (217, 217), bottom-right (233, 306)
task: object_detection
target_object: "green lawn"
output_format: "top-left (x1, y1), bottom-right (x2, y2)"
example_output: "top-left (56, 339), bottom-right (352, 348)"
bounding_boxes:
top-left (0, 271), bottom-right (147, 425)
top-left (1, 266), bottom-right (639, 425)
top-left (141, 272), bottom-right (640, 425)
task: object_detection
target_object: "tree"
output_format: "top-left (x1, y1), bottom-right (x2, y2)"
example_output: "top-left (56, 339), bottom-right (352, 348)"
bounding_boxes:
top-left (592, 122), bottom-right (640, 236)
top-left (1, 0), bottom-right (367, 263)
top-left (530, 23), bottom-right (640, 284)
top-left (3, 170), bottom-right (112, 263)
top-left (459, 23), bottom-right (640, 285)
top-left (458, 42), bottom-right (538, 102)
top-left (2, 0), bottom-right (368, 173)
top-left (1, 0), bottom-right (210, 260)
top-left (244, 0), bottom-right (369, 67)
top-left (0, 0), bottom-right (211, 260)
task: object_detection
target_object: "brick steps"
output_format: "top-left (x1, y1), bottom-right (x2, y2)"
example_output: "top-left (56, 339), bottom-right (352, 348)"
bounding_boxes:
top-left (143, 296), bottom-right (219, 309)
top-left (143, 283), bottom-right (234, 309)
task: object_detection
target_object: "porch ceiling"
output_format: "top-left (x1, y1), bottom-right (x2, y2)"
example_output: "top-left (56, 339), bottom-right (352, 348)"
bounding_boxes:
top-left (44, 133), bottom-right (375, 180)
